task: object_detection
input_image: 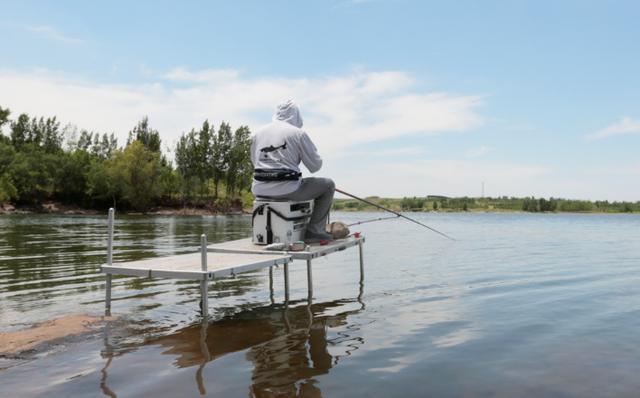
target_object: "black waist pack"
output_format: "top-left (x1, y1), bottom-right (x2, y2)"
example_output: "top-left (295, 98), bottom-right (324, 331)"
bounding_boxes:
top-left (253, 168), bottom-right (302, 182)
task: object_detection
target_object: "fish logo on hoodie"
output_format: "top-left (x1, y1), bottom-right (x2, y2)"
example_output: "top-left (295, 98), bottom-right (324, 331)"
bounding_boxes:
top-left (260, 142), bottom-right (287, 153)
top-left (260, 142), bottom-right (287, 161)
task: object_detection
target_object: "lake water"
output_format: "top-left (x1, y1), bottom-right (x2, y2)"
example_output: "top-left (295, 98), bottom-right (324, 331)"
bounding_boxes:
top-left (1, 212), bottom-right (639, 397)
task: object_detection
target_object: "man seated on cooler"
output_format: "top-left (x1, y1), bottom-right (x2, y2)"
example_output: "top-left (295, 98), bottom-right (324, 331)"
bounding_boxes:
top-left (251, 100), bottom-right (334, 242)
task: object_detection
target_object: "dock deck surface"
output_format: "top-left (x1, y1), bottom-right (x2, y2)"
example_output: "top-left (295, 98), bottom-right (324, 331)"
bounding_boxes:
top-left (101, 251), bottom-right (291, 280)
top-left (207, 236), bottom-right (365, 260)
top-left (99, 208), bottom-right (365, 317)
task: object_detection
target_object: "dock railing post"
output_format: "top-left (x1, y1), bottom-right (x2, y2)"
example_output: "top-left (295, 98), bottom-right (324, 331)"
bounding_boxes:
top-left (105, 208), bottom-right (114, 316)
top-left (200, 234), bottom-right (209, 319)
top-left (269, 267), bottom-right (275, 305)
top-left (358, 238), bottom-right (364, 284)
top-left (306, 259), bottom-right (313, 301)
top-left (284, 260), bottom-right (290, 303)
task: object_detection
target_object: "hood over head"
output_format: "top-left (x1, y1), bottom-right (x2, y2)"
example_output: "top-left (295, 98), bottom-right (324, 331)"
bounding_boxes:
top-left (273, 100), bottom-right (303, 128)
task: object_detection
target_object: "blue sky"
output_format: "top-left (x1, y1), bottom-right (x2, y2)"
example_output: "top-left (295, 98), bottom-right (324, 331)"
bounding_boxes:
top-left (1, 0), bottom-right (639, 200)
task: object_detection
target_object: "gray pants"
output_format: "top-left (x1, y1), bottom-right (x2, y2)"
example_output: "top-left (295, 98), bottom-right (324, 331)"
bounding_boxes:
top-left (269, 177), bottom-right (335, 236)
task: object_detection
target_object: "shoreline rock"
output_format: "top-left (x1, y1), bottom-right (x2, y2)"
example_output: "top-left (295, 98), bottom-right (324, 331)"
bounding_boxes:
top-left (0, 314), bottom-right (116, 356)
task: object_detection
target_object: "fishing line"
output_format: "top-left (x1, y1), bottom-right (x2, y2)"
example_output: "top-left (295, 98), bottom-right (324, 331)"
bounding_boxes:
top-left (335, 188), bottom-right (456, 241)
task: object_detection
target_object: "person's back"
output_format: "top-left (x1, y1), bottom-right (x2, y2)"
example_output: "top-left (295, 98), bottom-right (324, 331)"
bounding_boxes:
top-left (251, 119), bottom-right (321, 197)
top-left (251, 100), bottom-right (334, 242)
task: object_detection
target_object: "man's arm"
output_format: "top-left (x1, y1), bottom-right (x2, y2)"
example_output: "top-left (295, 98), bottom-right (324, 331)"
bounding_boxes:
top-left (298, 132), bottom-right (322, 173)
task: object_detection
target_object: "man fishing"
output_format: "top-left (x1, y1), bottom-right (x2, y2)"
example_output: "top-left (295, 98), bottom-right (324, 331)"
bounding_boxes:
top-left (251, 100), bottom-right (335, 242)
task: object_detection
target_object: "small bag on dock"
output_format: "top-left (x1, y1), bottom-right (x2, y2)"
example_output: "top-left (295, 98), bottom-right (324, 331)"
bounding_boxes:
top-left (326, 221), bottom-right (350, 239)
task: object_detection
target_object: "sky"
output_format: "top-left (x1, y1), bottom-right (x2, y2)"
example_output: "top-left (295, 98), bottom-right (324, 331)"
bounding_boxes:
top-left (1, 0), bottom-right (639, 200)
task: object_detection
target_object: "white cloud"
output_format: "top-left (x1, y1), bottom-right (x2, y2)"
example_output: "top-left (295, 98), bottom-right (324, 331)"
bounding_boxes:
top-left (0, 68), bottom-right (483, 155)
top-left (347, 146), bottom-right (427, 157)
top-left (586, 117), bottom-right (640, 141)
top-left (2, 68), bottom-right (639, 200)
top-left (325, 158), bottom-right (640, 200)
top-left (464, 145), bottom-right (493, 158)
top-left (25, 25), bottom-right (84, 44)
top-left (325, 159), bottom-right (552, 198)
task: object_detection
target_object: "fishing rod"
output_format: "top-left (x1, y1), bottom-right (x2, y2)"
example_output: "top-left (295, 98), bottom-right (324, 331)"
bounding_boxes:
top-left (348, 215), bottom-right (400, 227)
top-left (335, 188), bottom-right (456, 241)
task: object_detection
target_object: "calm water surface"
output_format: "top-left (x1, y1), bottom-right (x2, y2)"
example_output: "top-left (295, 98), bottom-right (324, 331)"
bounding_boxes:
top-left (1, 212), bottom-right (639, 397)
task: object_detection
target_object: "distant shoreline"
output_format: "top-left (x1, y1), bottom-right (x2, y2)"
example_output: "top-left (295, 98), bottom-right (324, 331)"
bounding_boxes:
top-left (2, 195), bottom-right (638, 216)
top-left (332, 196), bottom-right (638, 214)
top-left (0, 202), bottom-right (247, 216)
top-left (335, 208), bottom-right (638, 215)
top-left (1, 202), bottom-right (637, 216)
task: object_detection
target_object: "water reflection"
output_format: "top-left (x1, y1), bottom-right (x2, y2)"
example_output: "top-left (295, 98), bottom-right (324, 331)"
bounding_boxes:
top-left (246, 299), bottom-right (365, 398)
top-left (100, 321), bottom-right (117, 398)
top-left (4, 213), bottom-right (640, 397)
top-left (0, 214), bottom-right (253, 328)
top-left (102, 296), bottom-right (366, 398)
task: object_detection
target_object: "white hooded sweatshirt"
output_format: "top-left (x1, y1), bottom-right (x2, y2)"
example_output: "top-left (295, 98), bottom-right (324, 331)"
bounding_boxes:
top-left (251, 100), bottom-right (322, 197)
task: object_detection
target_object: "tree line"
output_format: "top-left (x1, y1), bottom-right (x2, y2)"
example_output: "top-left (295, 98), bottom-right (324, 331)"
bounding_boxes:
top-left (0, 105), bottom-right (253, 211)
top-left (333, 195), bottom-right (639, 213)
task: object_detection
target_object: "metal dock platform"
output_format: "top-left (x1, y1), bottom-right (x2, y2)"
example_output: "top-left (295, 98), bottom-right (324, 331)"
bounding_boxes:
top-left (100, 209), bottom-right (365, 318)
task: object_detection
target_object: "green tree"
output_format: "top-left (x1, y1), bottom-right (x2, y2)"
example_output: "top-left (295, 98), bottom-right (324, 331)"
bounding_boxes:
top-left (226, 126), bottom-right (252, 196)
top-left (212, 122), bottom-right (232, 197)
top-left (39, 117), bottom-right (63, 153)
top-left (55, 150), bottom-right (92, 204)
top-left (76, 130), bottom-right (94, 152)
top-left (0, 139), bottom-right (17, 202)
top-left (98, 133), bottom-right (118, 159)
top-left (0, 174), bottom-right (17, 202)
top-left (400, 197), bottom-right (410, 210)
top-left (7, 149), bottom-right (56, 203)
top-left (0, 106), bottom-right (10, 131)
top-left (9, 114), bottom-right (62, 153)
top-left (175, 129), bottom-right (199, 202)
top-left (539, 198), bottom-right (548, 212)
top-left (72, 130), bottom-right (118, 159)
top-left (128, 116), bottom-right (161, 153)
top-left (197, 120), bottom-right (213, 192)
top-left (401, 196), bottom-right (426, 210)
top-left (0, 141), bottom-right (15, 174)
top-left (10, 114), bottom-right (30, 149)
top-left (86, 159), bottom-right (119, 208)
top-left (109, 141), bottom-right (164, 211)
top-left (523, 197), bottom-right (538, 212)
top-left (158, 165), bottom-right (180, 205)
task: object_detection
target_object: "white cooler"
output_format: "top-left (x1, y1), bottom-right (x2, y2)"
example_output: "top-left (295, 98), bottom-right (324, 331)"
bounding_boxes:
top-left (252, 199), bottom-right (313, 245)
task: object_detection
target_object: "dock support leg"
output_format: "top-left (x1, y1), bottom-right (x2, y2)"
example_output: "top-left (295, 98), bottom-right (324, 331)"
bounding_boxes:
top-left (269, 267), bottom-right (275, 305)
top-left (105, 274), bottom-right (112, 316)
top-left (358, 239), bottom-right (364, 284)
top-left (200, 234), bottom-right (209, 319)
top-left (306, 259), bottom-right (313, 301)
top-left (200, 278), bottom-right (209, 319)
top-left (105, 208), bottom-right (114, 316)
top-left (107, 208), bottom-right (114, 265)
top-left (284, 261), bottom-right (290, 303)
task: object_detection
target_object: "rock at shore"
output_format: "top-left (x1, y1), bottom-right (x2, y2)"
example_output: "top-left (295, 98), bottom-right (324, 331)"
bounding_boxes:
top-left (0, 314), bottom-right (115, 356)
